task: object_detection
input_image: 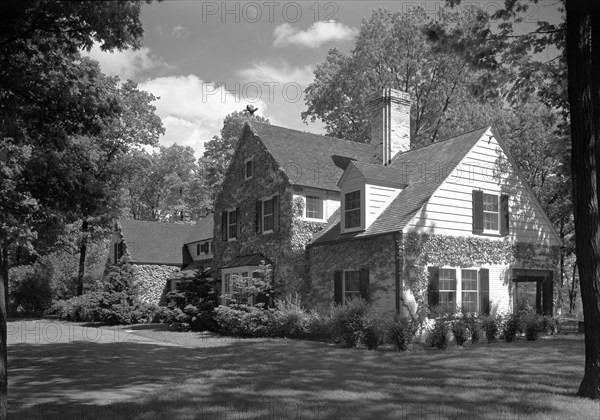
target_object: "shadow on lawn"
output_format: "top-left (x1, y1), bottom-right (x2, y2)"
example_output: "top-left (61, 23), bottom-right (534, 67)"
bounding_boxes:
top-left (8, 335), bottom-right (596, 420)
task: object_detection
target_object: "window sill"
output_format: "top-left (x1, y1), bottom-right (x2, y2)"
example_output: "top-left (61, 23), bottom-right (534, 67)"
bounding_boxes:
top-left (303, 217), bottom-right (326, 223)
top-left (245, 176), bottom-right (253, 181)
top-left (262, 229), bottom-right (274, 235)
top-left (227, 238), bottom-right (237, 242)
top-left (476, 231), bottom-right (505, 238)
top-left (341, 226), bottom-right (364, 234)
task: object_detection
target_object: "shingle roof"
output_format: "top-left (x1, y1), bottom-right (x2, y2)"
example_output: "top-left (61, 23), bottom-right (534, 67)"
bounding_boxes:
top-left (169, 261), bottom-right (213, 280)
top-left (348, 161), bottom-right (409, 186)
top-left (117, 220), bottom-right (191, 265)
top-left (184, 214), bottom-right (214, 244)
top-left (248, 122), bottom-right (379, 191)
top-left (222, 254), bottom-right (272, 268)
top-left (309, 127), bottom-right (490, 245)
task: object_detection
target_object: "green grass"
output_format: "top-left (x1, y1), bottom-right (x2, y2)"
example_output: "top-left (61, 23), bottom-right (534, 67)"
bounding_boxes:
top-left (108, 332), bottom-right (597, 419)
top-left (8, 321), bottom-right (599, 419)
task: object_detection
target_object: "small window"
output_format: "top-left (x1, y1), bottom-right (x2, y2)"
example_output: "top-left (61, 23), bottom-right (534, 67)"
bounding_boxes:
top-left (461, 270), bottom-right (478, 312)
top-left (196, 243), bottom-right (201, 255)
top-left (344, 270), bottom-right (361, 301)
top-left (245, 158), bottom-right (253, 180)
top-left (483, 193), bottom-right (499, 231)
top-left (223, 273), bottom-right (231, 294)
top-left (227, 210), bottom-right (237, 240)
top-left (306, 195), bottom-right (324, 220)
top-left (263, 197), bottom-right (275, 232)
top-left (344, 190), bottom-right (361, 229)
top-left (439, 269), bottom-right (457, 313)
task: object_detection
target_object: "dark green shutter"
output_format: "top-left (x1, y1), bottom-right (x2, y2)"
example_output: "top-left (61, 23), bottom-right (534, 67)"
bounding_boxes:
top-left (500, 194), bottom-right (509, 235)
top-left (472, 190), bottom-right (484, 234)
top-left (235, 208), bottom-right (241, 238)
top-left (255, 200), bottom-right (262, 233)
top-left (359, 269), bottom-right (370, 301)
top-left (334, 271), bottom-right (343, 304)
top-left (479, 269), bottom-right (490, 315)
top-left (428, 267), bottom-right (439, 306)
top-left (273, 195), bottom-right (280, 230)
top-left (221, 211), bottom-right (228, 241)
top-left (114, 243), bottom-right (118, 263)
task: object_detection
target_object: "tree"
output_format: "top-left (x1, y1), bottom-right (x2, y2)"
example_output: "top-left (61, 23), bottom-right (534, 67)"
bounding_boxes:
top-left (565, 0), bottom-right (600, 399)
top-left (200, 111), bottom-right (269, 199)
top-left (0, 1), bottom-right (156, 416)
top-left (302, 7), bottom-right (505, 146)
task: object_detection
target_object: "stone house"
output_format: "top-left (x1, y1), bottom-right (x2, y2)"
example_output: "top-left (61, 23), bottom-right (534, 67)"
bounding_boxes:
top-left (109, 218), bottom-right (212, 304)
top-left (214, 88), bottom-right (561, 317)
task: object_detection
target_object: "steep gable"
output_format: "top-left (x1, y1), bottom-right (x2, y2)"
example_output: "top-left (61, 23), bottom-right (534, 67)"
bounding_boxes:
top-left (249, 122), bottom-right (379, 191)
top-left (184, 214), bottom-right (214, 245)
top-left (309, 127), bottom-right (488, 245)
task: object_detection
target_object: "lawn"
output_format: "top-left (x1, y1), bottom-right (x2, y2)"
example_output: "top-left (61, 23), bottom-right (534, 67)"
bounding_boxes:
top-left (8, 321), bottom-right (600, 420)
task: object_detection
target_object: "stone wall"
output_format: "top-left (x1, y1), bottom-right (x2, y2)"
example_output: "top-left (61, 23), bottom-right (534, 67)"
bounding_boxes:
top-left (306, 234), bottom-right (397, 315)
top-left (133, 264), bottom-right (178, 305)
top-left (214, 124), bottom-right (327, 298)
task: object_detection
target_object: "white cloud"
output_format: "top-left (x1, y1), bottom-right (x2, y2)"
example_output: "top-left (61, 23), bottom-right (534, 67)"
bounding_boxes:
top-left (82, 44), bottom-right (173, 81)
top-left (273, 21), bottom-right (358, 48)
top-left (156, 24), bottom-right (191, 39)
top-left (139, 75), bottom-right (268, 157)
top-left (237, 60), bottom-right (314, 86)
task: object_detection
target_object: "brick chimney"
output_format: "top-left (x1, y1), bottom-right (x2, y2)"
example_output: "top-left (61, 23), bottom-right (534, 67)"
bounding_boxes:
top-left (369, 88), bottom-right (411, 165)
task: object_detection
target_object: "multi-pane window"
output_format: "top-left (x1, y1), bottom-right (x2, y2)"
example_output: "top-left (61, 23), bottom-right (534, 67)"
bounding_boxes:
top-left (227, 210), bottom-right (237, 239)
top-left (439, 269), bottom-right (457, 313)
top-left (344, 190), bottom-right (361, 229)
top-left (223, 273), bottom-right (231, 294)
top-left (263, 197), bottom-right (275, 231)
top-left (483, 193), bottom-right (499, 231)
top-left (245, 159), bottom-right (253, 180)
top-left (461, 270), bottom-right (478, 312)
top-left (306, 195), bottom-right (324, 220)
top-left (344, 270), bottom-right (361, 301)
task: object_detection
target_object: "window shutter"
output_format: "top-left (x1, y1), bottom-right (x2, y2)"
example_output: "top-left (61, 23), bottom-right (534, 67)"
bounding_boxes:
top-left (221, 211), bottom-right (228, 241)
top-left (255, 200), bottom-right (262, 233)
top-left (359, 269), bottom-right (370, 301)
top-left (479, 269), bottom-right (490, 315)
top-left (334, 271), bottom-right (343, 304)
top-left (273, 195), bottom-right (280, 230)
top-left (114, 243), bottom-right (118, 263)
top-left (500, 194), bottom-right (510, 235)
top-left (427, 267), bottom-right (439, 306)
top-left (472, 190), bottom-right (484, 234)
top-left (235, 208), bottom-right (241, 238)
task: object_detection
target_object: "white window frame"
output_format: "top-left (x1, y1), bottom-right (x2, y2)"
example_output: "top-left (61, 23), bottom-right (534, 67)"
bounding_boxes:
top-left (439, 268), bottom-right (457, 314)
top-left (262, 195), bottom-right (276, 234)
top-left (483, 193), bottom-right (500, 233)
top-left (461, 269), bottom-right (479, 313)
top-left (221, 266), bottom-right (260, 305)
top-left (343, 189), bottom-right (363, 232)
top-left (244, 157), bottom-right (253, 180)
top-left (343, 269), bottom-right (361, 302)
top-left (171, 280), bottom-right (180, 292)
top-left (226, 209), bottom-right (237, 241)
top-left (304, 194), bottom-right (325, 221)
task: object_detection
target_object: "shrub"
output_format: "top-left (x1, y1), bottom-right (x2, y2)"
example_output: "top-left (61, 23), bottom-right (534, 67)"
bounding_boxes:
top-left (214, 304), bottom-right (274, 337)
top-left (451, 319), bottom-right (469, 346)
top-left (501, 313), bottom-right (521, 342)
top-left (329, 298), bottom-right (369, 348)
top-left (271, 295), bottom-right (310, 339)
top-left (463, 313), bottom-right (480, 343)
top-left (387, 317), bottom-right (415, 351)
top-left (304, 310), bottom-right (329, 341)
top-left (430, 319), bottom-right (449, 349)
top-left (524, 314), bottom-right (541, 341)
top-left (482, 316), bottom-right (499, 343)
top-left (9, 265), bottom-right (53, 316)
top-left (540, 316), bottom-right (557, 335)
top-left (361, 312), bottom-right (383, 350)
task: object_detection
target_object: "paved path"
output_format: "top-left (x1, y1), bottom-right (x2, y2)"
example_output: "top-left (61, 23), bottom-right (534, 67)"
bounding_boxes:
top-left (7, 319), bottom-right (202, 419)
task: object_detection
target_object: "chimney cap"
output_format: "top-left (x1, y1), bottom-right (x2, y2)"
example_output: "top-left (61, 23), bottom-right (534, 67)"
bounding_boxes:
top-left (368, 88), bottom-right (411, 105)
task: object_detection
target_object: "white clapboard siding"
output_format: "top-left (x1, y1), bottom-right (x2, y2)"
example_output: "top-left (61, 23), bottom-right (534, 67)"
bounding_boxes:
top-left (366, 184), bottom-right (402, 228)
top-left (404, 129), bottom-right (560, 246)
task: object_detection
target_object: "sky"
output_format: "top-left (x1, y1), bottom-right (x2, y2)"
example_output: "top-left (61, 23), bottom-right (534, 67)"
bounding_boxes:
top-left (84, 0), bottom-right (563, 158)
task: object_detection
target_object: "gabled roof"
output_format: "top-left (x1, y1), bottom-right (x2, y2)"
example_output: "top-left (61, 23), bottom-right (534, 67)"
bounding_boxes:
top-left (117, 220), bottom-right (191, 265)
top-left (309, 127), bottom-right (490, 246)
top-left (222, 253), bottom-right (271, 269)
top-left (341, 161), bottom-right (409, 187)
top-left (184, 214), bottom-right (214, 244)
top-left (248, 122), bottom-right (379, 191)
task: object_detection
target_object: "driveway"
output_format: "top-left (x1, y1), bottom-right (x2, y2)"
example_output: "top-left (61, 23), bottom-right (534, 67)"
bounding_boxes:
top-left (7, 319), bottom-right (203, 419)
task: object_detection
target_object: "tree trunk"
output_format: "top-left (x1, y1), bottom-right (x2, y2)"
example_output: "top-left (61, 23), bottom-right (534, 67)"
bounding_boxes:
top-left (0, 242), bottom-right (8, 419)
top-left (570, 261), bottom-right (578, 314)
top-left (566, 0), bottom-right (600, 399)
top-left (77, 219), bottom-right (89, 296)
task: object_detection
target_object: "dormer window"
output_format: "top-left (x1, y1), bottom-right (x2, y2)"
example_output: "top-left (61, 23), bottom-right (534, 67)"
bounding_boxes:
top-left (344, 190), bottom-right (361, 230)
top-left (245, 158), bottom-right (253, 180)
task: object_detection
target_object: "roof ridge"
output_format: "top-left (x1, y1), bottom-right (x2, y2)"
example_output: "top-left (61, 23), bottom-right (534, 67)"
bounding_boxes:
top-left (394, 125), bottom-right (490, 157)
top-left (249, 121), bottom-right (373, 147)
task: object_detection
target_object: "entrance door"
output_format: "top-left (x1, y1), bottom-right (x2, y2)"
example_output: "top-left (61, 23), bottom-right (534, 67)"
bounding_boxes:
top-left (512, 269), bottom-right (553, 315)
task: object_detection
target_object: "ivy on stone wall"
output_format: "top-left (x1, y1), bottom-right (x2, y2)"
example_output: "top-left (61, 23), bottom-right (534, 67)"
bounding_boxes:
top-left (402, 232), bottom-right (560, 304)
